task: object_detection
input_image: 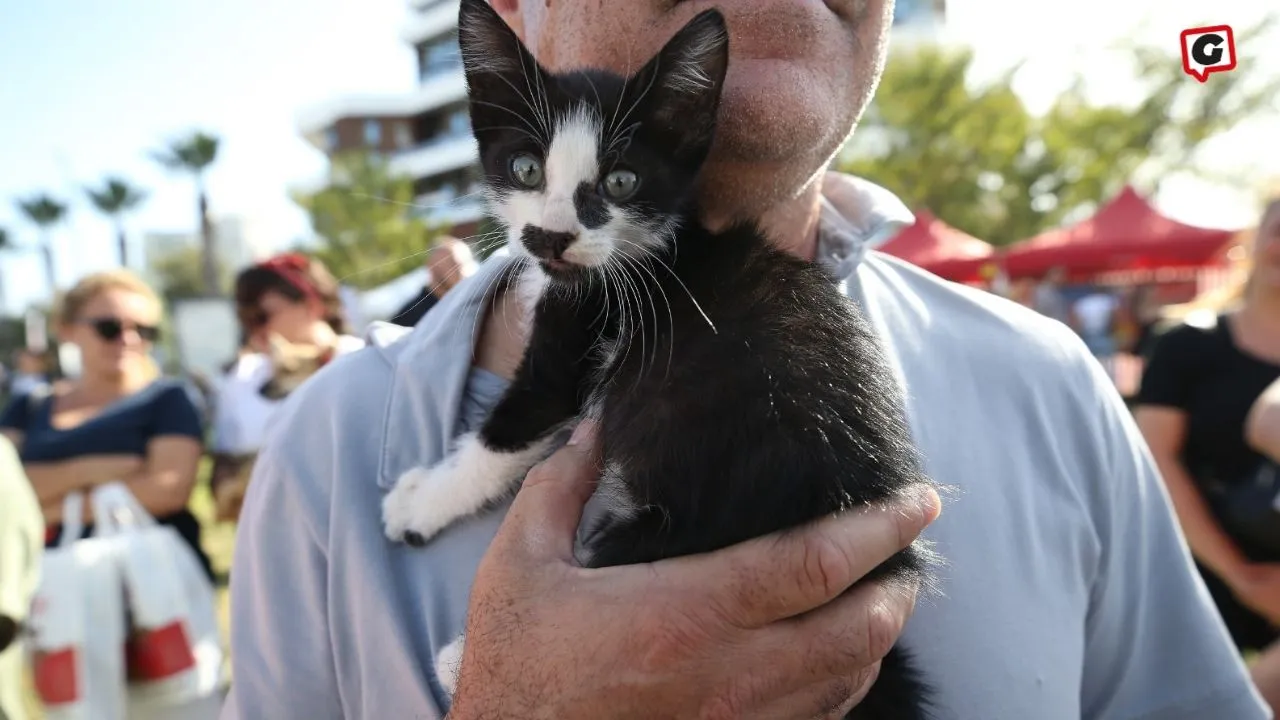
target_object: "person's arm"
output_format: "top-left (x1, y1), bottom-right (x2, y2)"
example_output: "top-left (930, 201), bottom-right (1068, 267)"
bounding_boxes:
top-left (1136, 408), bottom-right (1250, 585)
top-left (24, 455), bottom-right (146, 506)
top-left (1133, 325), bottom-right (1251, 587)
top-left (1079, 358), bottom-right (1270, 719)
top-left (125, 381), bottom-right (206, 517)
top-left (1246, 377), bottom-right (1280, 462)
top-left (124, 436), bottom-right (202, 518)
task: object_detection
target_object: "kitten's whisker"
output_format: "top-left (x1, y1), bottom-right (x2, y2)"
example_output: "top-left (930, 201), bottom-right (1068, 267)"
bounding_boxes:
top-left (634, 240), bottom-right (716, 335)
top-left (608, 256), bottom-right (643, 383)
top-left (511, 44), bottom-right (551, 139)
top-left (515, 48), bottom-right (553, 142)
top-left (332, 248), bottom-right (429, 286)
top-left (619, 259), bottom-right (654, 392)
top-left (473, 124), bottom-right (546, 151)
top-left (617, 243), bottom-right (676, 379)
top-left (618, 252), bottom-right (667, 383)
top-left (610, 66), bottom-right (659, 155)
top-left (469, 99), bottom-right (546, 144)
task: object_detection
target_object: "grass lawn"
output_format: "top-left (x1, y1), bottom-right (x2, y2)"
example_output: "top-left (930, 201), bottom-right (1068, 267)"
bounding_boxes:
top-left (189, 468), bottom-right (238, 653)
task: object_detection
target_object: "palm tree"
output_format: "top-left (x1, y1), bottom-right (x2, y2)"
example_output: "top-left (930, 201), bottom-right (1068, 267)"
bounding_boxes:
top-left (85, 177), bottom-right (148, 268)
top-left (153, 132), bottom-right (221, 295)
top-left (15, 194), bottom-right (68, 294)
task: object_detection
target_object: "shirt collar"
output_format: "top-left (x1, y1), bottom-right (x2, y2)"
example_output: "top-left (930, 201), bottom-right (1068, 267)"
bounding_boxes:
top-left (813, 172), bottom-right (915, 282)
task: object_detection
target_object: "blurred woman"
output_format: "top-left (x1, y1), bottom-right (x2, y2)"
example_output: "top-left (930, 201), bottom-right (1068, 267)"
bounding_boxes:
top-left (0, 269), bottom-right (211, 579)
top-left (208, 254), bottom-right (364, 516)
top-left (1135, 197), bottom-right (1280, 706)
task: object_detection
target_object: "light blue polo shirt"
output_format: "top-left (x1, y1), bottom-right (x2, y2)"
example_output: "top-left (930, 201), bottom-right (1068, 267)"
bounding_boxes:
top-left (221, 174), bottom-right (1271, 720)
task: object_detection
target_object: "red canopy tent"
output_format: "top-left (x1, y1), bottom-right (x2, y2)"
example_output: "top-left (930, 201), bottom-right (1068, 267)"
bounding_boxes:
top-left (1000, 185), bottom-right (1239, 281)
top-left (878, 209), bottom-right (995, 283)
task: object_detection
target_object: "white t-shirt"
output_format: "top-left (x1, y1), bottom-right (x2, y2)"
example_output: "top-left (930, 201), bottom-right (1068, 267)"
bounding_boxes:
top-left (210, 335), bottom-right (365, 454)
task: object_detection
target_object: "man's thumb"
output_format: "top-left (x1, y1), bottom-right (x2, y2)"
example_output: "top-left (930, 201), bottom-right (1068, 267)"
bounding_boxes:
top-left (500, 421), bottom-right (601, 562)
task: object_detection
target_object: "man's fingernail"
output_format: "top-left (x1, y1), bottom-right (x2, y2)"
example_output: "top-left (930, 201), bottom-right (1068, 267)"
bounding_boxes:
top-left (568, 420), bottom-right (594, 446)
top-left (912, 485), bottom-right (942, 522)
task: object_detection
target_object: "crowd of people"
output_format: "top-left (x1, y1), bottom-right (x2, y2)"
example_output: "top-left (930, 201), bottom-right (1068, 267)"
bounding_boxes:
top-left (0, 234), bottom-right (476, 719)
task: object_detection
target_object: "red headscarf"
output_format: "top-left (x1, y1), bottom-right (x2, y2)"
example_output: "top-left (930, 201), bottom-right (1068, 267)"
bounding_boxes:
top-left (256, 253), bottom-right (321, 305)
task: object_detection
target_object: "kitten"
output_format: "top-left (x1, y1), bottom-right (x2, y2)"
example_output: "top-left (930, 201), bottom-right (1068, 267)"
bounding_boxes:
top-left (382, 1), bottom-right (938, 718)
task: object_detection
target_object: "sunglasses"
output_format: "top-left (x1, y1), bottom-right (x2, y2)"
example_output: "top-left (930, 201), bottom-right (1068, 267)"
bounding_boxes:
top-left (81, 318), bottom-right (161, 343)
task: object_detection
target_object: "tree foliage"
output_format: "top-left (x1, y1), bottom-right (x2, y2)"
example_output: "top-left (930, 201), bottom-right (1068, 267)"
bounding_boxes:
top-left (839, 18), bottom-right (1279, 247)
top-left (152, 131), bottom-right (222, 294)
top-left (15, 193), bottom-right (67, 292)
top-left (85, 176), bottom-right (148, 267)
top-left (292, 151), bottom-right (441, 290)
top-left (150, 244), bottom-right (231, 300)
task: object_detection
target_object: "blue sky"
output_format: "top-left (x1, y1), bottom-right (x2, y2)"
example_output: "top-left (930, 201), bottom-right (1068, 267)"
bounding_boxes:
top-left (0, 0), bottom-right (417, 312)
top-left (0, 0), bottom-right (1276, 315)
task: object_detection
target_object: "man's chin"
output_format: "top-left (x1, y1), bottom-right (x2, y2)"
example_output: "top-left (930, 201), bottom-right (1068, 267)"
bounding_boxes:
top-left (714, 59), bottom-right (851, 168)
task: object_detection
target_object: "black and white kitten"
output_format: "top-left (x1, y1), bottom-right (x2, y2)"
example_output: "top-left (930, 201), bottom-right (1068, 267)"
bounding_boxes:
top-left (382, 1), bottom-right (937, 717)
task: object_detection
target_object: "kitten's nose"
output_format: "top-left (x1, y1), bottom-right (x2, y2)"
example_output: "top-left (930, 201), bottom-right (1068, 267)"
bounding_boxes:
top-left (521, 226), bottom-right (576, 261)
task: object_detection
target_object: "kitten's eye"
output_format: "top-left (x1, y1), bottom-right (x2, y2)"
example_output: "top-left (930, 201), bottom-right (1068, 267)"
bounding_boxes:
top-left (601, 169), bottom-right (639, 200)
top-left (509, 153), bottom-right (543, 189)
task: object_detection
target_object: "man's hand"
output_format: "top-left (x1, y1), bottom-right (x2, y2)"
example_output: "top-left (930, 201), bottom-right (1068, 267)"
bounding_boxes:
top-left (447, 423), bottom-right (941, 720)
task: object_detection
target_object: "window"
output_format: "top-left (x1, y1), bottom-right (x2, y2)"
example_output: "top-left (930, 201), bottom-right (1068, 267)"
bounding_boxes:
top-left (394, 123), bottom-right (414, 149)
top-left (324, 127), bottom-right (340, 152)
top-left (447, 110), bottom-right (469, 137)
top-left (419, 34), bottom-right (462, 79)
top-left (363, 119), bottom-right (382, 147)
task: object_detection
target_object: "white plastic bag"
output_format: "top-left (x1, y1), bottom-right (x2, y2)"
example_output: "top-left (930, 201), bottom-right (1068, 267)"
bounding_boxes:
top-left (26, 492), bottom-right (129, 720)
top-left (89, 482), bottom-right (223, 720)
top-left (26, 484), bottom-right (224, 720)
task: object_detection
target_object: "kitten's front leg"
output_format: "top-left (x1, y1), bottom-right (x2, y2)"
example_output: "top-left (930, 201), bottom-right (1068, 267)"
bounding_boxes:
top-left (383, 288), bottom-right (603, 546)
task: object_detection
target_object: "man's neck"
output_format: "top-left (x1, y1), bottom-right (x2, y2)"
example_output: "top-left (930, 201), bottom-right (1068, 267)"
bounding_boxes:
top-left (700, 172), bottom-right (825, 261)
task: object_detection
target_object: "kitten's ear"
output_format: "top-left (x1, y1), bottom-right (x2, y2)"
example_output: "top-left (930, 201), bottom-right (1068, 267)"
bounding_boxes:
top-left (457, 0), bottom-right (547, 140)
top-left (632, 10), bottom-right (730, 153)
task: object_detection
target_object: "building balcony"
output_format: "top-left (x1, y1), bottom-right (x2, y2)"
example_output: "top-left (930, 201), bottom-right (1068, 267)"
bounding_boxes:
top-left (297, 71), bottom-right (468, 149)
top-left (401, 0), bottom-right (460, 45)
top-left (424, 195), bottom-right (486, 228)
top-left (388, 131), bottom-right (478, 183)
top-left (413, 181), bottom-right (486, 228)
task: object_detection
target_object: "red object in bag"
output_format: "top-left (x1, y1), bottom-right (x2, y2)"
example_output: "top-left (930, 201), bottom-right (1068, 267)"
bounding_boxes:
top-left (32, 646), bottom-right (81, 705)
top-left (125, 620), bottom-right (196, 682)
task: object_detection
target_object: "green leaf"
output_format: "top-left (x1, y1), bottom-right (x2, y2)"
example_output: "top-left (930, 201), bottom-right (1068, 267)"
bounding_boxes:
top-left (292, 150), bottom-right (447, 289)
top-left (837, 17), bottom-right (1277, 248)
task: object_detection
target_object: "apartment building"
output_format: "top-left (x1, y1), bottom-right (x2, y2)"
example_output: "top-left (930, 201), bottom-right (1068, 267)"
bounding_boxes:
top-left (296, 0), bottom-right (484, 239)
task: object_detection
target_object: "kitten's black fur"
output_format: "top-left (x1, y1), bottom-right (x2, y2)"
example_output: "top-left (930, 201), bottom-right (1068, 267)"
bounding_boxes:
top-left (455, 1), bottom-right (936, 717)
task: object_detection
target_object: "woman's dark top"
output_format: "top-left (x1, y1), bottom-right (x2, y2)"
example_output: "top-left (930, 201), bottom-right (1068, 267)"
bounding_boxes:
top-left (0, 378), bottom-right (213, 580)
top-left (1136, 313), bottom-right (1280, 649)
top-left (1139, 314), bottom-right (1280, 492)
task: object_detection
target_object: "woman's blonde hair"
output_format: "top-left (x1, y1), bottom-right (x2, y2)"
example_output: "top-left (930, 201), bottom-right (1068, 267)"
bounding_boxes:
top-left (55, 269), bottom-right (165, 380)
top-left (1160, 194), bottom-right (1280, 322)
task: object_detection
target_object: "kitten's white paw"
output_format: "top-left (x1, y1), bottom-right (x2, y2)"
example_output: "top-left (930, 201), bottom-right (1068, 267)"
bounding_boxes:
top-left (381, 462), bottom-right (461, 546)
top-left (436, 635), bottom-right (466, 699)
